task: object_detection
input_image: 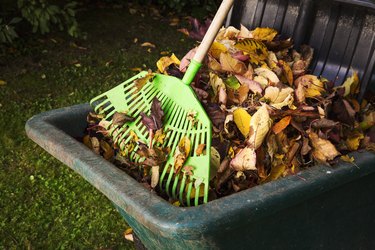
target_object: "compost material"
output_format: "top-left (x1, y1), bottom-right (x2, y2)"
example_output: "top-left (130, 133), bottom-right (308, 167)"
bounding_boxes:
top-left (83, 25), bottom-right (375, 205)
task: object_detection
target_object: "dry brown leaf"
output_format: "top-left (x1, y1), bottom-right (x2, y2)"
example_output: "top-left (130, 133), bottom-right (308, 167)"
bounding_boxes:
top-left (196, 144), bottom-right (206, 156)
top-left (220, 53), bottom-right (247, 75)
top-left (264, 86), bottom-right (295, 109)
top-left (272, 116), bottom-right (292, 134)
top-left (151, 166), bottom-right (159, 188)
top-left (247, 104), bottom-right (272, 149)
top-left (308, 131), bottom-right (340, 162)
top-left (233, 108), bottom-right (252, 137)
top-left (134, 72), bottom-right (154, 91)
top-left (230, 146), bottom-right (257, 171)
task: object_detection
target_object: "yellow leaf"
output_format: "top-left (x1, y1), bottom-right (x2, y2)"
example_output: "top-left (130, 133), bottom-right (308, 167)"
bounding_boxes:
top-left (210, 41), bottom-right (227, 59)
top-left (0, 80), bottom-right (6, 86)
top-left (308, 131), bottom-right (340, 162)
top-left (234, 38), bottom-right (268, 64)
top-left (340, 155), bottom-right (355, 163)
top-left (341, 71), bottom-right (359, 97)
top-left (156, 53), bottom-right (180, 74)
top-left (251, 27), bottom-right (278, 41)
top-left (279, 60), bottom-right (293, 85)
top-left (295, 75), bottom-right (325, 102)
top-left (254, 67), bottom-right (280, 83)
top-left (219, 52), bottom-right (247, 75)
top-left (233, 108), bottom-right (252, 137)
top-left (346, 131), bottom-right (364, 151)
top-left (272, 116), bottom-right (292, 134)
top-left (264, 164), bottom-right (286, 182)
top-left (248, 104), bottom-right (272, 149)
top-left (134, 72), bottom-right (154, 91)
top-left (208, 57), bottom-right (223, 72)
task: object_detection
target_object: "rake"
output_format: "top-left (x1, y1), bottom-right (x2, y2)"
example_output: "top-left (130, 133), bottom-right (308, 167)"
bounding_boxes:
top-left (90, 0), bottom-right (234, 206)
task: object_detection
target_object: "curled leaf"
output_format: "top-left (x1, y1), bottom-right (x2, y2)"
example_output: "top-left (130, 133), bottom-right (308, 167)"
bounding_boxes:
top-left (341, 71), bottom-right (359, 97)
top-left (112, 112), bottom-right (135, 126)
top-left (156, 53), bottom-right (180, 74)
top-left (235, 74), bottom-right (263, 94)
top-left (247, 104), bottom-right (272, 149)
top-left (230, 146), bottom-right (257, 171)
top-left (174, 137), bottom-right (191, 173)
top-left (254, 67), bottom-right (280, 84)
top-left (151, 166), bottom-right (159, 188)
top-left (308, 131), bottom-right (340, 162)
top-left (264, 86), bottom-right (294, 109)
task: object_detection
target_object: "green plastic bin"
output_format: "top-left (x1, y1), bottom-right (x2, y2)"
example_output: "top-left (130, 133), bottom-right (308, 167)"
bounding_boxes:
top-left (26, 0), bottom-right (375, 249)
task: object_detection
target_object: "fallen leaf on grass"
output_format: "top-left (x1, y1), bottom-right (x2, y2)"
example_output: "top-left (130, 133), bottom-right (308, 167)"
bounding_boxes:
top-left (156, 53), bottom-right (180, 74)
top-left (124, 228), bottom-right (134, 242)
top-left (141, 42), bottom-right (156, 48)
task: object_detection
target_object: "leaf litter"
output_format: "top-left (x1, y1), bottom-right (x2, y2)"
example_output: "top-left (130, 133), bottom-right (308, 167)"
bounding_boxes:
top-left (84, 25), bottom-right (375, 205)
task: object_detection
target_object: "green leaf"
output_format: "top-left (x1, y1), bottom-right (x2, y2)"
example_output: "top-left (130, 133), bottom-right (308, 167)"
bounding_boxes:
top-left (225, 76), bottom-right (240, 90)
top-left (9, 17), bottom-right (23, 24)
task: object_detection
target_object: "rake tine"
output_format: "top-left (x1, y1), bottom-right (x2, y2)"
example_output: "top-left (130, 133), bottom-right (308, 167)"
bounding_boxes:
top-left (172, 173), bottom-right (180, 199)
top-left (186, 180), bottom-right (193, 207)
top-left (179, 174), bottom-right (187, 206)
top-left (194, 183), bottom-right (201, 206)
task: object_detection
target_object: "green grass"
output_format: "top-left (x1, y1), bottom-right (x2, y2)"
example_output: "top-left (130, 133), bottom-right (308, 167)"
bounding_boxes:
top-left (0, 4), bottom-right (195, 249)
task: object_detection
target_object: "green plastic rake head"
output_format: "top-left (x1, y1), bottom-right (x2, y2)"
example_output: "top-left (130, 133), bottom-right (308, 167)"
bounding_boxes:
top-left (90, 0), bottom-right (234, 206)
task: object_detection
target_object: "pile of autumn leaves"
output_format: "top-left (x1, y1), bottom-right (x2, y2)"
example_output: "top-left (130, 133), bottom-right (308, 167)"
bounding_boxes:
top-left (86, 25), bottom-right (375, 200)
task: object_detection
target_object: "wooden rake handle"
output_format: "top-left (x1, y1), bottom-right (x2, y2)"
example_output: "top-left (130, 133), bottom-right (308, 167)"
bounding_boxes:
top-left (193, 0), bottom-right (235, 63)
